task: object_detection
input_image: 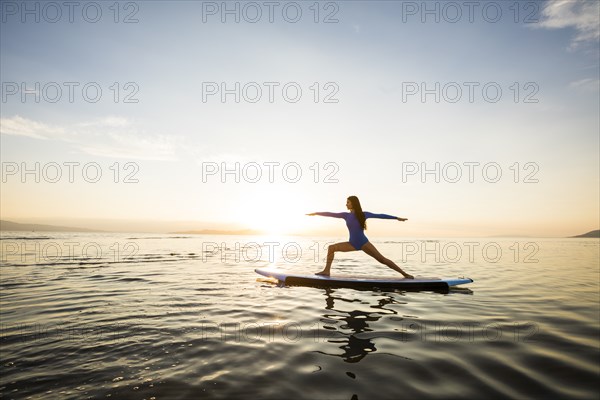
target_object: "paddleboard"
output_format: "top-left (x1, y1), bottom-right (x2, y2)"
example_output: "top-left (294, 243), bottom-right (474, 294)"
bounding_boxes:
top-left (255, 267), bottom-right (473, 290)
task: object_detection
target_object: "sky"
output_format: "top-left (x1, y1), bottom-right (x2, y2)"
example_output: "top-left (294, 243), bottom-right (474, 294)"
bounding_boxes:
top-left (1, 0), bottom-right (599, 237)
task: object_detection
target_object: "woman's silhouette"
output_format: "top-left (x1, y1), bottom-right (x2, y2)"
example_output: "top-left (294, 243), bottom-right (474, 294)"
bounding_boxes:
top-left (307, 196), bottom-right (414, 278)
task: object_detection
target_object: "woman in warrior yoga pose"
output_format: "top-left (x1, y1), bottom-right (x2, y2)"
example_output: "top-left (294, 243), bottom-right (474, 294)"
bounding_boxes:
top-left (307, 196), bottom-right (414, 278)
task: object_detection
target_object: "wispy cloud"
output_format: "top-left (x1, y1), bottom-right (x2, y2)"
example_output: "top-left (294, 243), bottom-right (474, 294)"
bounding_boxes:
top-left (0, 115), bottom-right (69, 140)
top-left (569, 78), bottom-right (600, 92)
top-left (78, 116), bottom-right (132, 129)
top-left (0, 115), bottom-right (178, 161)
top-left (537, 0), bottom-right (600, 50)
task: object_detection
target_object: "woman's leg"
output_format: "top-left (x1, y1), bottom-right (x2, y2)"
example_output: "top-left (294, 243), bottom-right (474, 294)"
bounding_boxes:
top-left (316, 242), bottom-right (357, 275)
top-left (361, 242), bottom-right (414, 279)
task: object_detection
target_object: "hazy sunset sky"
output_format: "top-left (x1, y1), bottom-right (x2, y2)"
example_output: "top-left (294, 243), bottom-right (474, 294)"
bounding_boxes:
top-left (1, 0), bottom-right (598, 237)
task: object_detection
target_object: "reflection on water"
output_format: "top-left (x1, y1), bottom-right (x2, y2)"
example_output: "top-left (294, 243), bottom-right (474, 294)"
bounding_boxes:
top-left (320, 288), bottom-right (385, 363)
top-left (0, 233), bottom-right (598, 399)
top-left (317, 287), bottom-right (472, 365)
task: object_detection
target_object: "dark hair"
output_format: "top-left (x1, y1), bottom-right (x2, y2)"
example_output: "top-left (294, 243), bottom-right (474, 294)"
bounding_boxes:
top-left (348, 196), bottom-right (366, 230)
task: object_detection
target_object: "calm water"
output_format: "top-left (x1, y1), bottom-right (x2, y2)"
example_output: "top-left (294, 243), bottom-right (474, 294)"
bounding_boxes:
top-left (1, 232), bottom-right (598, 399)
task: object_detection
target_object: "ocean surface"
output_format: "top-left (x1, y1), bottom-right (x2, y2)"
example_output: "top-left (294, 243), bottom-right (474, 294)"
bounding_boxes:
top-left (0, 232), bottom-right (598, 399)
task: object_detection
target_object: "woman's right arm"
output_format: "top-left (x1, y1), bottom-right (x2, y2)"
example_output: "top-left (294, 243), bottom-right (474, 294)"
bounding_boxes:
top-left (306, 212), bottom-right (345, 218)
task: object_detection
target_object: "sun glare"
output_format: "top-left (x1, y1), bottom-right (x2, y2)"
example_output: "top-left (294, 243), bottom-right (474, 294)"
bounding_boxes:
top-left (233, 191), bottom-right (311, 236)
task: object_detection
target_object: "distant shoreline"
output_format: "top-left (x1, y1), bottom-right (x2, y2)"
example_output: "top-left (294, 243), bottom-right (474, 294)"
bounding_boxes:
top-left (1, 220), bottom-right (598, 238)
top-left (170, 229), bottom-right (263, 236)
top-left (568, 230), bottom-right (600, 238)
top-left (0, 220), bottom-right (100, 233)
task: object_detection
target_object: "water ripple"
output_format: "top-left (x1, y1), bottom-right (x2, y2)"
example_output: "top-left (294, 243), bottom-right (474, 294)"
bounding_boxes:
top-left (1, 236), bottom-right (598, 399)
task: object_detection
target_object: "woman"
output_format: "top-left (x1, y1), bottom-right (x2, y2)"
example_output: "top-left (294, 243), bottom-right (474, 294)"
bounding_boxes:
top-left (307, 196), bottom-right (414, 278)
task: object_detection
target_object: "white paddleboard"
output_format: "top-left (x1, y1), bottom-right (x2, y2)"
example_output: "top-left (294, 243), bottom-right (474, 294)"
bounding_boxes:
top-left (255, 267), bottom-right (473, 290)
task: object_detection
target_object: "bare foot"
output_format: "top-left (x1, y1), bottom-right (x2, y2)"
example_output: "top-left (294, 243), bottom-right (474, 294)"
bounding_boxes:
top-left (402, 273), bottom-right (414, 279)
top-left (315, 271), bottom-right (330, 276)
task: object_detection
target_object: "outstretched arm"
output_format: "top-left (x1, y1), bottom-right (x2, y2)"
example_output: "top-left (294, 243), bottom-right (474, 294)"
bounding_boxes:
top-left (306, 212), bottom-right (346, 218)
top-left (364, 212), bottom-right (408, 221)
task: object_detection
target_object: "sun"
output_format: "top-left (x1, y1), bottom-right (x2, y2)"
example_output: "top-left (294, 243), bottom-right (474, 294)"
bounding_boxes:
top-left (233, 190), bottom-right (311, 236)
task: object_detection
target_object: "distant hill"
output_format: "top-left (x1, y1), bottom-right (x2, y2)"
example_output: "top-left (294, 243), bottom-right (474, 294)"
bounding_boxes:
top-left (0, 220), bottom-right (264, 235)
top-left (569, 230), bottom-right (600, 238)
top-left (172, 229), bottom-right (263, 235)
top-left (0, 220), bottom-right (101, 232)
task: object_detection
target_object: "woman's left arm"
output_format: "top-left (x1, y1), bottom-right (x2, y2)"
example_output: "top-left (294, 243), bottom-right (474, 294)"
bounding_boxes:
top-left (364, 212), bottom-right (407, 221)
